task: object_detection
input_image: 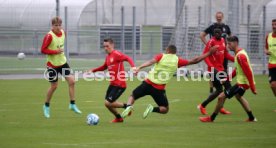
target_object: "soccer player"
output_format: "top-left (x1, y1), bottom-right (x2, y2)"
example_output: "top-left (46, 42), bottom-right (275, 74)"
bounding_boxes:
top-left (200, 11), bottom-right (232, 94)
top-left (41, 17), bottom-right (81, 118)
top-left (121, 44), bottom-right (218, 119)
top-left (199, 36), bottom-right (257, 122)
top-left (265, 19), bottom-right (276, 111)
top-left (197, 27), bottom-right (234, 115)
top-left (88, 38), bottom-right (135, 123)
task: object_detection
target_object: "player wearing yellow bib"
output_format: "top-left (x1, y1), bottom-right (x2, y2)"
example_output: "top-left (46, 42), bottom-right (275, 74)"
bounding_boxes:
top-left (41, 17), bottom-right (81, 118)
top-left (200, 36), bottom-right (257, 122)
top-left (265, 19), bottom-right (276, 111)
top-left (121, 45), bottom-right (218, 119)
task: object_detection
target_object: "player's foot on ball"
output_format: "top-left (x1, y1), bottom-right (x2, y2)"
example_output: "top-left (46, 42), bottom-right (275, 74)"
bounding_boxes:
top-left (143, 104), bottom-right (153, 119)
top-left (111, 117), bottom-right (124, 123)
top-left (43, 105), bottom-right (50, 118)
top-left (121, 106), bottom-right (133, 118)
top-left (197, 104), bottom-right (207, 115)
top-left (245, 118), bottom-right (257, 122)
top-left (219, 108), bottom-right (231, 115)
top-left (199, 116), bottom-right (213, 122)
top-left (69, 104), bottom-right (82, 114)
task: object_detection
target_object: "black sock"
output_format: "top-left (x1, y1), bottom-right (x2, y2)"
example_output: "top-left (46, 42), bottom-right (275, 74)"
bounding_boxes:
top-left (210, 113), bottom-right (218, 121)
top-left (123, 103), bottom-right (127, 109)
top-left (247, 111), bottom-right (255, 120)
top-left (152, 107), bottom-right (160, 113)
top-left (202, 91), bottom-right (221, 107)
top-left (70, 100), bottom-right (75, 104)
top-left (45, 102), bottom-right (50, 107)
top-left (115, 114), bottom-right (122, 119)
top-left (210, 87), bottom-right (213, 93)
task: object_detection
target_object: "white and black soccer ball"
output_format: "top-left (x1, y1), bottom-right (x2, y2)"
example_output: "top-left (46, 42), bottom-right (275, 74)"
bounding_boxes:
top-left (17, 52), bottom-right (26, 60)
top-left (87, 113), bottom-right (99, 125)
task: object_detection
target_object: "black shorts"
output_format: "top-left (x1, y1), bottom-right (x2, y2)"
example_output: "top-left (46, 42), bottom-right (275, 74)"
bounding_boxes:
top-left (105, 85), bottom-right (126, 103)
top-left (269, 68), bottom-right (276, 83)
top-left (224, 84), bottom-right (246, 99)
top-left (132, 81), bottom-right (168, 107)
top-left (46, 63), bottom-right (72, 82)
top-left (211, 72), bottom-right (231, 92)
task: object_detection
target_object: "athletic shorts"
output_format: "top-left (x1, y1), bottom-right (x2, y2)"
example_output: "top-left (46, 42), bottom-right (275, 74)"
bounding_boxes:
top-left (46, 63), bottom-right (72, 82)
top-left (269, 68), bottom-right (276, 83)
top-left (211, 72), bottom-right (231, 92)
top-left (132, 81), bottom-right (168, 107)
top-left (224, 84), bottom-right (246, 99)
top-left (105, 85), bottom-right (126, 103)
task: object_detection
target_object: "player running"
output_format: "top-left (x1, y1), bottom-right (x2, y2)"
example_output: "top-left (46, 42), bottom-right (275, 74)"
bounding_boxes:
top-left (197, 27), bottom-right (234, 115)
top-left (121, 44), bottom-right (217, 119)
top-left (265, 19), bottom-right (276, 111)
top-left (88, 38), bottom-right (135, 123)
top-left (199, 36), bottom-right (257, 122)
top-left (41, 17), bottom-right (82, 118)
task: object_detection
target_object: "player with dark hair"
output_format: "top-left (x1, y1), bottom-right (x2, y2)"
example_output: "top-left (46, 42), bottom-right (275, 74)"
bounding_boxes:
top-left (197, 27), bottom-right (234, 115)
top-left (265, 19), bottom-right (276, 111)
top-left (41, 16), bottom-right (82, 118)
top-left (200, 36), bottom-right (257, 122)
top-left (121, 45), bottom-right (218, 119)
top-left (88, 38), bottom-right (136, 123)
top-left (200, 11), bottom-right (232, 94)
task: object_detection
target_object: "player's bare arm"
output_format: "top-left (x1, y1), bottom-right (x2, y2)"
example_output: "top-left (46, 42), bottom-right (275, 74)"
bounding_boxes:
top-left (187, 45), bottom-right (218, 65)
top-left (200, 32), bottom-right (208, 45)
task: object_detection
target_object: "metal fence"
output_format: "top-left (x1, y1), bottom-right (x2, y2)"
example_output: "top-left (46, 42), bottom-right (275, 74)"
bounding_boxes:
top-left (0, 0), bottom-right (275, 75)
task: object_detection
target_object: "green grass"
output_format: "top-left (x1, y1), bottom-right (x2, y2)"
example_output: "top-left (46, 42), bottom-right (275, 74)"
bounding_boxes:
top-left (0, 75), bottom-right (276, 147)
top-left (0, 57), bottom-right (104, 74)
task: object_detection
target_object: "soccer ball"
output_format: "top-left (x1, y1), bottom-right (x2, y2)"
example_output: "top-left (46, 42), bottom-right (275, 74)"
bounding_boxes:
top-left (86, 113), bottom-right (99, 125)
top-left (17, 52), bottom-right (26, 60)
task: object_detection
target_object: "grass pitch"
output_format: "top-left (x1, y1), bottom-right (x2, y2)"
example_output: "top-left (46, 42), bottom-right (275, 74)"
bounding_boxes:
top-left (0, 75), bottom-right (276, 147)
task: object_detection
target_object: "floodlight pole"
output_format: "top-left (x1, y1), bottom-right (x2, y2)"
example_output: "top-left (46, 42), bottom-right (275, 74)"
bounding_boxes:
top-left (121, 6), bottom-right (125, 53)
top-left (132, 6), bottom-right (136, 63)
top-left (64, 6), bottom-right (69, 61)
top-left (56, 0), bottom-right (60, 16)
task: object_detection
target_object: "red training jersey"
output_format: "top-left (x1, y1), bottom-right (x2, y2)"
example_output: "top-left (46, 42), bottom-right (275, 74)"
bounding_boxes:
top-left (265, 33), bottom-right (276, 69)
top-left (41, 30), bottom-right (64, 68)
top-left (203, 37), bottom-right (234, 72)
top-left (92, 50), bottom-right (135, 88)
top-left (145, 53), bottom-right (189, 90)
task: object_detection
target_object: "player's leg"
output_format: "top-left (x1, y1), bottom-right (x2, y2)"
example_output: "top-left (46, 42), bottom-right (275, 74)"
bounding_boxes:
top-left (43, 67), bottom-right (59, 118)
top-left (104, 85), bottom-right (126, 122)
top-left (143, 88), bottom-right (169, 119)
top-left (234, 92), bottom-right (256, 122)
top-left (269, 68), bottom-right (276, 96)
top-left (209, 80), bottom-right (214, 93)
top-left (121, 81), bottom-right (149, 118)
top-left (62, 64), bottom-right (81, 114)
top-left (198, 75), bottom-right (223, 115)
top-left (270, 81), bottom-right (276, 96)
top-left (200, 84), bottom-right (237, 122)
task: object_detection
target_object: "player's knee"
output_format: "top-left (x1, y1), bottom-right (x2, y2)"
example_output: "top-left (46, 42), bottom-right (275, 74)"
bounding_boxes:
top-left (218, 95), bottom-right (225, 102)
top-left (104, 101), bottom-right (112, 108)
top-left (270, 81), bottom-right (276, 88)
top-left (159, 106), bottom-right (169, 114)
top-left (68, 79), bottom-right (75, 86)
top-left (50, 83), bottom-right (58, 90)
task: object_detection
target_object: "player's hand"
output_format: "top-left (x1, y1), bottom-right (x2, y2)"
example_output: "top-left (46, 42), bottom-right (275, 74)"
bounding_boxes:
top-left (220, 78), bottom-right (227, 84)
top-left (251, 88), bottom-right (257, 95)
top-left (265, 49), bottom-right (271, 55)
top-left (209, 45), bottom-right (219, 54)
top-left (57, 48), bottom-right (64, 54)
top-left (133, 67), bottom-right (140, 75)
